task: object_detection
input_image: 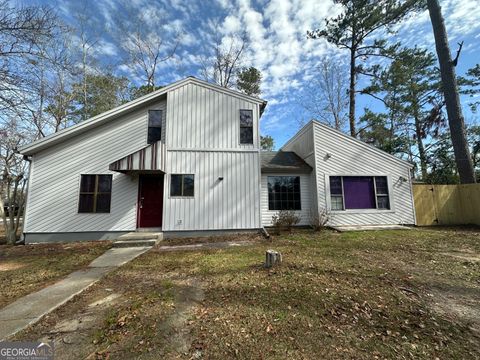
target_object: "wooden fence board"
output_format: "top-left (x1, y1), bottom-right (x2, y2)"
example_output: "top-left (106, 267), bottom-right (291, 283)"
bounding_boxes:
top-left (413, 184), bottom-right (480, 226)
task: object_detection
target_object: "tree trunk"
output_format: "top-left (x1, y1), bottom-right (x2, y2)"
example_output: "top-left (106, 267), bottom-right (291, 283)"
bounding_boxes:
top-left (348, 46), bottom-right (357, 137)
top-left (427, 0), bottom-right (476, 183)
top-left (412, 97), bottom-right (428, 180)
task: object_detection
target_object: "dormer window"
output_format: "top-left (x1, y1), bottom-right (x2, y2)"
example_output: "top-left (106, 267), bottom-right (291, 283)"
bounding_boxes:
top-left (148, 110), bottom-right (162, 144)
top-left (240, 109), bottom-right (253, 144)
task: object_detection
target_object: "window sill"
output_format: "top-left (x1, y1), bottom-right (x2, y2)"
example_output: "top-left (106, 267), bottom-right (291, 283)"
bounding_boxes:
top-left (77, 212), bottom-right (111, 215)
top-left (330, 209), bottom-right (394, 215)
top-left (169, 196), bottom-right (195, 199)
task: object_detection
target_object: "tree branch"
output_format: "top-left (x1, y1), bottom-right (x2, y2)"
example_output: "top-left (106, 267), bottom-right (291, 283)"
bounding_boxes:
top-left (451, 41), bottom-right (463, 67)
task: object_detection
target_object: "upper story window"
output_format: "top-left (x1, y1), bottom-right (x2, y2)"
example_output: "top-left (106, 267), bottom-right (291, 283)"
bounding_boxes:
top-left (78, 174), bottom-right (112, 213)
top-left (240, 109), bottom-right (253, 144)
top-left (148, 110), bottom-right (162, 144)
top-left (329, 176), bottom-right (390, 211)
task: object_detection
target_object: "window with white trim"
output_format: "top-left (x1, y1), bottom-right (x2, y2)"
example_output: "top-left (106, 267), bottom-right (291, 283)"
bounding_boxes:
top-left (170, 174), bottom-right (194, 197)
top-left (268, 176), bottom-right (301, 210)
top-left (329, 176), bottom-right (390, 210)
top-left (240, 109), bottom-right (253, 144)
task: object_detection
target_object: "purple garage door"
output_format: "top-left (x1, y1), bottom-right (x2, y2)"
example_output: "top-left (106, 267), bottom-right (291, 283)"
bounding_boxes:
top-left (343, 176), bottom-right (376, 209)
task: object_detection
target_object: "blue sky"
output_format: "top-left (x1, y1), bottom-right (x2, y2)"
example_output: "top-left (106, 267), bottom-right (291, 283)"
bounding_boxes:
top-left (22, 0), bottom-right (480, 148)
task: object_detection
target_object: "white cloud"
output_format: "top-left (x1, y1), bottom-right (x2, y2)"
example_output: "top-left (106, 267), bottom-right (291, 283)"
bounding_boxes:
top-left (223, 15), bottom-right (242, 34)
top-left (95, 40), bottom-right (118, 57)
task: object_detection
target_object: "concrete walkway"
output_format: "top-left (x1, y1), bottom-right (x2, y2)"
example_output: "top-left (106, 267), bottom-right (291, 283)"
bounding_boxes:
top-left (0, 246), bottom-right (150, 341)
top-left (331, 225), bottom-right (412, 232)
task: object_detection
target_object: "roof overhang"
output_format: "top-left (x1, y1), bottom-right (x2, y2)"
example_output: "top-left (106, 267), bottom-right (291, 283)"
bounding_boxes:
top-left (109, 142), bottom-right (166, 173)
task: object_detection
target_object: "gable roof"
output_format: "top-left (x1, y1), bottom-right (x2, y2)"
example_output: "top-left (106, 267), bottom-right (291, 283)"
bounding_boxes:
top-left (261, 151), bottom-right (312, 173)
top-left (282, 120), bottom-right (413, 168)
top-left (20, 76), bottom-right (267, 155)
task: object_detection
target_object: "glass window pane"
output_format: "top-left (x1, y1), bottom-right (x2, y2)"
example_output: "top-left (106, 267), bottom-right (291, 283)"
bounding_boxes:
top-left (240, 127), bottom-right (253, 144)
top-left (96, 194), bottom-right (111, 213)
top-left (80, 175), bottom-right (96, 193)
top-left (267, 176), bottom-right (301, 210)
top-left (79, 194), bottom-right (94, 213)
top-left (331, 196), bottom-right (344, 210)
top-left (375, 176), bottom-right (388, 195)
top-left (148, 127), bottom-right (162, 144)
top-left (294, 200), bottom-right (301, 210)
top-left (330, 176), bottom-right (343, 195)
top-left (343, 176), bottom-right (376, 209)
top-left (98, 175), bottom-right (112, 193)
top-left (183, 175), bottom-right (194, 197)
top-left (170, 175), bottom-right (182, 196)
top-left (377, 195), bottom-right (390, 210)
top-left (148, 110), bottom-right (162, 127)
top-left (240, 109), bottom-right (253, 126)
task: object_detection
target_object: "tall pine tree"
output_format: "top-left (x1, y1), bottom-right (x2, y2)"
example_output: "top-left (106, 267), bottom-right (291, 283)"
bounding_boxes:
top-left (308, 0), bottom-right (420, 137)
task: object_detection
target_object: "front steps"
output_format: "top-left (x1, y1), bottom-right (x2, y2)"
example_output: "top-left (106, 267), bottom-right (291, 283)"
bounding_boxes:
top-left (113, 232), bottom-right (163, 248)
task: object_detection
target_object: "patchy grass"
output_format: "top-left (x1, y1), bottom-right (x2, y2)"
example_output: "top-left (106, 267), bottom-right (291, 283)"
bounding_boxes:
top-left (13, 228), bottom-right (480, 359)
top-left (0, 240), bottom-right (111, 308)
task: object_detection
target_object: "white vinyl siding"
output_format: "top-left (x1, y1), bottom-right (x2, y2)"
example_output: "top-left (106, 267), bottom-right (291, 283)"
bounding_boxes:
top-left (163, 150), bottom-right (260, 231)
top-left (166, 82), bottom-right (260, 149)
top-left (24, 99), bottom-right (166, 233)
top-left (261, 173), bottom-right (313, 226)
top-left (282, 122), bottom-right (415, 226)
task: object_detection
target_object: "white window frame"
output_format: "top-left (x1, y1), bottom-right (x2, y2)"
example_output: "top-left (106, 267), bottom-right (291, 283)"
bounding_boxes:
top-left (324, 174), bottom-right (395, 214)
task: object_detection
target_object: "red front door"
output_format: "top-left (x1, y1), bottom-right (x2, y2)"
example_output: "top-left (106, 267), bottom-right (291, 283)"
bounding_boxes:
top-left (138, 175), bottom-right (163, 228)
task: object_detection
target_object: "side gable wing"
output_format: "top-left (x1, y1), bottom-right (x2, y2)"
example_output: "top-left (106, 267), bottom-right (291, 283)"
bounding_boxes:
top-left (312, 121), bottom-right (413, 169)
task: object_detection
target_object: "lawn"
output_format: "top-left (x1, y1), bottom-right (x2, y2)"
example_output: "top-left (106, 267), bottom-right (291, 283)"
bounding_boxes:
top-left (0, 239), bottom-right (111, 309)
top-left (13, 228), bottom-right (480, 359)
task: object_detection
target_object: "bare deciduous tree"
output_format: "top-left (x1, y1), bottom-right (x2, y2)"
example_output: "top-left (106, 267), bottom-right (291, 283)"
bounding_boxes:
top-left (0, 119), bottom-right (30, 245)
top-left (0, 0), bottom-right (57, 113)
top-left (299, 57), bottom-right (349, 130)
top-left (0, 1), bottom-right (60, 244)
top-left (201, 28), bottom-right (247, 89)
top-left (116, 3), bottom-right (180, 90)
top-left (73, 3), bottom-right (100, 122)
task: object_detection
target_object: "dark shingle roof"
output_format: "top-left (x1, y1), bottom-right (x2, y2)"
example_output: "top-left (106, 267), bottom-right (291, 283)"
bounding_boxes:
top-left (261, 151), bottom-right (312, 173)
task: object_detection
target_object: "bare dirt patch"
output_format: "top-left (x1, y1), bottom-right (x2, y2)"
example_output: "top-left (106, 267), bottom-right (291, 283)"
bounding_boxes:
top-left (0, 262), bottom-right (26, 271)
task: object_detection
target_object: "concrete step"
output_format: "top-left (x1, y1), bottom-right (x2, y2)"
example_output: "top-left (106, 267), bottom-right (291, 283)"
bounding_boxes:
top-left (117, 232), bottom-right (163, 241)
top-left (112, 232), bottom-right (163, 248)
top-left (113, 239), bottom-right (158, 248)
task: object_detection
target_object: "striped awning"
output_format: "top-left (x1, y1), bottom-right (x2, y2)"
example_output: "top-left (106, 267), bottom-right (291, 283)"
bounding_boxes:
top-left (109, 142), bottom-right (166, 172)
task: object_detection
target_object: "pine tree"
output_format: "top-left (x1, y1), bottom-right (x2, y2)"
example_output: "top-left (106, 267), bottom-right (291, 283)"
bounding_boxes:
top-left (308, 0), bottom-right (420, 137)
top-left (427, 0), bottom-right (476, 183)
top-left (237, 67), bottom-right (262, 97)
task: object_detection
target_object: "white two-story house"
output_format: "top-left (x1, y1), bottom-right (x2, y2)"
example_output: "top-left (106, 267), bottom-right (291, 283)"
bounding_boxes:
top-left (20, 77), bottom-right (416, 243)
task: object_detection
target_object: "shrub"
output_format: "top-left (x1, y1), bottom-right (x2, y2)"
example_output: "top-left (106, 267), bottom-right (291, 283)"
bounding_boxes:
top-left (272, 210), bottom-right (300, 234)
top-left (309, 208), bottom-right (331, 231)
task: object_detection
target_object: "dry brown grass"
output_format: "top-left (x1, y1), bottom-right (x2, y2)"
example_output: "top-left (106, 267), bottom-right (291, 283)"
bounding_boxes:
top-left (13, 228), bottom-right (480, 359)
top-left (0, 240), bottom-right (111, 308)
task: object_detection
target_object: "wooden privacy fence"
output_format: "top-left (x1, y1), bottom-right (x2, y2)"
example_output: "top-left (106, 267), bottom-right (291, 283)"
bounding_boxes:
top-left (413, 184), bottom-right (480, 226)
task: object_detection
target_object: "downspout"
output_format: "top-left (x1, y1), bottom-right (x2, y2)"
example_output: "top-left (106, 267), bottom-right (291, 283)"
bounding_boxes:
top-left (261, 226), bottom-right (270, 239)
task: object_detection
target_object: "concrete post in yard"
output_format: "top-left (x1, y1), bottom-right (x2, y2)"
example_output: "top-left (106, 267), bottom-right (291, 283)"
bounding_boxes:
top-left (265, 250), bottom-right (282, 268)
